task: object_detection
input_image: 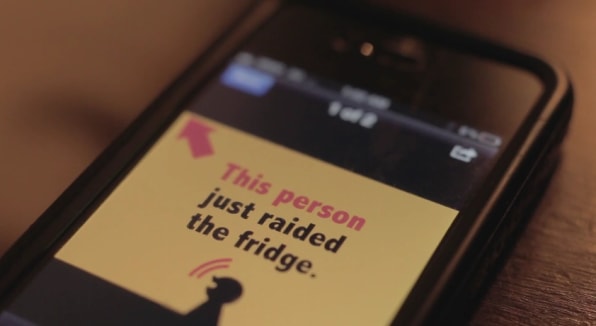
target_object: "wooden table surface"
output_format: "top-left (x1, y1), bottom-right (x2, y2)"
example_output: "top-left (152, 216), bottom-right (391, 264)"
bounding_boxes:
top-left (1, 0), bottom-right (594, 324)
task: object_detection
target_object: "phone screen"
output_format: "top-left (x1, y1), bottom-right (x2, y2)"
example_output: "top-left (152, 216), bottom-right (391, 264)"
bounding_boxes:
top-left (1, 4), bottom-right (542, 325)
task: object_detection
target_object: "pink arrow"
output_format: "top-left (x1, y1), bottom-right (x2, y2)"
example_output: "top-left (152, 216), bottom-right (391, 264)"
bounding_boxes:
top-left (178, 119), bottom-right (215, 159)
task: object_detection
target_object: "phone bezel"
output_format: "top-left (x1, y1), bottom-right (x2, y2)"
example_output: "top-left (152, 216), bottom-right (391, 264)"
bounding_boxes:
top-left (0, 1), bottom-right (572, 324)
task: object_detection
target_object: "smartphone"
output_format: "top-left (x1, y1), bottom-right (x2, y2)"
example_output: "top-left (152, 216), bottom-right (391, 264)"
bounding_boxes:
top-left (0, 0), bottom-right (572, 325)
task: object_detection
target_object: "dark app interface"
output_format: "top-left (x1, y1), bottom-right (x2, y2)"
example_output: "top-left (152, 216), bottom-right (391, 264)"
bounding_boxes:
top-left (1, 52), bottom-right (503, 325)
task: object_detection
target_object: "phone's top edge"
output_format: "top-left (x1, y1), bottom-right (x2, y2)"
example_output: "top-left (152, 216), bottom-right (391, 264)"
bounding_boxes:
top-left (285, 0), bottom-right (573, 101)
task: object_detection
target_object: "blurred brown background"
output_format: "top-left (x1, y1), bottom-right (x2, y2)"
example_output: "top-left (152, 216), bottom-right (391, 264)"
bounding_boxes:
top-left (1, 0), bottom-right (594, 324)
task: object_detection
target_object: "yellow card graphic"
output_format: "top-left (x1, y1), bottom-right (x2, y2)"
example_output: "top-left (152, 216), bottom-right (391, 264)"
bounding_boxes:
top-left (56, 111), bottom-right (457, 325)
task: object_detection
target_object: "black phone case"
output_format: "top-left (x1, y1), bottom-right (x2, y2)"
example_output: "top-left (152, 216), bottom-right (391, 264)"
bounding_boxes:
top-left (0, 1), bottom-right (572, 325)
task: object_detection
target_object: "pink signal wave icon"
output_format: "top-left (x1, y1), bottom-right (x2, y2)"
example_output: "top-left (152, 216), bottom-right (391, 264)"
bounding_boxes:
top-left (189, 258), bottom-right (233, 279)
